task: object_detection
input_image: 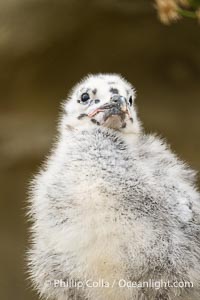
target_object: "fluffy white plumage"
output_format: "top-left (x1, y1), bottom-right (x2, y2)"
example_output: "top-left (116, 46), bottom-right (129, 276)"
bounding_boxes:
top-left (28, 74), bottom-right (200, 300)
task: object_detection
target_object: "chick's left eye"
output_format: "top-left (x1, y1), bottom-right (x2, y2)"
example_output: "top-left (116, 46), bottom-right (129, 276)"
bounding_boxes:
top-left (129, 96), bottom-right (133, 106)
top-left (81, 93), bottom-right (90, 102)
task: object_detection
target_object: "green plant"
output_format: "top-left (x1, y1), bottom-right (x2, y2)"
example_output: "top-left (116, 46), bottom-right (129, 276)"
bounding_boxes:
top-left (155, 0), bottom-right (200, 24)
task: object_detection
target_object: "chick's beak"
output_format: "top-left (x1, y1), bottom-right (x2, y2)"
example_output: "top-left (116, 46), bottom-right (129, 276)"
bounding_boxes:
top-left (110, 95), bottom-right (127, 113)
top-left (88, 95), bottom-right (130, 118)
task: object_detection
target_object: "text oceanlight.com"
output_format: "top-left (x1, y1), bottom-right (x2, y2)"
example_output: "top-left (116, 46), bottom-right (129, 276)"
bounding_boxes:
top-left (45, 279), bottom-right (194, 290)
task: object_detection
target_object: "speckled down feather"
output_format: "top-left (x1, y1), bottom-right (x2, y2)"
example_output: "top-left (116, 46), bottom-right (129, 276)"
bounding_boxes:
top-left (28, 127), bottom-right (200, 300)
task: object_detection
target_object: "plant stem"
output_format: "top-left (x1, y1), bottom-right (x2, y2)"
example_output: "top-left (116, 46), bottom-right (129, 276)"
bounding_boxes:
top-left (178, 8), bottom-right (197, 18)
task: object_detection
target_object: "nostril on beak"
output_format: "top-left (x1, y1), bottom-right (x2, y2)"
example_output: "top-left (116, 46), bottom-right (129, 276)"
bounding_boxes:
top-left (110, 95), bottom-right (127, 111)
top-left (111, 95), bottom-right (126, 103)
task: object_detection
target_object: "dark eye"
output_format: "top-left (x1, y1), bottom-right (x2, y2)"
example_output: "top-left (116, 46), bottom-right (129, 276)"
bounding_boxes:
top-left (129, 96), bottom-right (133, 106)
top-left (81, 93), bottom-right (90, 102)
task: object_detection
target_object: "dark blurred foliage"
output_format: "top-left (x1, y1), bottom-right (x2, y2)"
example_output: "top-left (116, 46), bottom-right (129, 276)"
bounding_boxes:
top-left (0, 1), bottom-right (199, 299)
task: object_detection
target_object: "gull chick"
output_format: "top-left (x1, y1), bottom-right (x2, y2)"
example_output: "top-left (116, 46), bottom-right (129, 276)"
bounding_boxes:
top-left (28, 74), bottom-right (200, 300)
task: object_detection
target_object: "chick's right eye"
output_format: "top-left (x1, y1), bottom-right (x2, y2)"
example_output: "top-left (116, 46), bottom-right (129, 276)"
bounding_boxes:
top-left (81, 93), bottom-right (90, 102)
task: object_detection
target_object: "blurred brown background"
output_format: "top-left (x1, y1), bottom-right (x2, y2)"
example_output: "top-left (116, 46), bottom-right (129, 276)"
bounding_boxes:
top-left (0, 0), bottom-right (199, 299)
